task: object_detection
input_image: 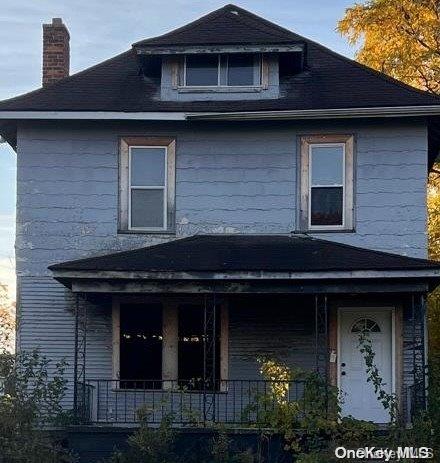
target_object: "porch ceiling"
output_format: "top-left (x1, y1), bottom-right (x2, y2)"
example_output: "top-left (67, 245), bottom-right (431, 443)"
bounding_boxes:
top-left (49, 235), bottom-right (440, 294)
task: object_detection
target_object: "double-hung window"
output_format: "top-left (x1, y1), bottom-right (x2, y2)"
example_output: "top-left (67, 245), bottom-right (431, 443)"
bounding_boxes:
top-left (299, 135), bottom-right (354, 231)
top-left (119, 137), bottom-right (175, 232)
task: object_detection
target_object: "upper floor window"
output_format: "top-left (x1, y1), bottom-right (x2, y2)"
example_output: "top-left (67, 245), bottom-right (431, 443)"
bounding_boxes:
top-left (299, 135), bottom-right (354, 231)
top-left (119, 137), bottom-right (176, 233)
top-left (183, 53), bottom-right (261, 87)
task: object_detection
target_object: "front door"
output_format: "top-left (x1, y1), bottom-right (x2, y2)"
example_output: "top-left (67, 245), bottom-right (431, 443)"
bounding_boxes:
top-left (339, 308), bottom-right (393, 423)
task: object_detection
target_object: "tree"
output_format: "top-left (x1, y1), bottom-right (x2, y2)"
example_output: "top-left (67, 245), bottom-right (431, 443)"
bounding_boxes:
top-left (0, 283), bottom-right (15, 352)
top-left (338, 0), bottom-right (440, 93)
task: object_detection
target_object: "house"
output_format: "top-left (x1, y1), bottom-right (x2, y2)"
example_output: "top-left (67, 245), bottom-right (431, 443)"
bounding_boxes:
top-left (1, 4), bottom-right (440, 432)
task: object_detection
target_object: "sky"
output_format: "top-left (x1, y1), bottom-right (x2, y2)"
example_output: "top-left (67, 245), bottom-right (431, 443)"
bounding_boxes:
top-left (0, 0), bottom-right (358, 299)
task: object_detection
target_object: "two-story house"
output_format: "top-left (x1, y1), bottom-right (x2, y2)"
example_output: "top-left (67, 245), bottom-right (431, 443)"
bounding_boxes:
top-left (1, 4), bottom-right (440, 430)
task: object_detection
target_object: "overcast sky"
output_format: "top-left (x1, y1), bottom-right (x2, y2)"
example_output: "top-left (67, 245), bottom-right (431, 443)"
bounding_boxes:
top-left (0, 0), bottom-right (357, 298)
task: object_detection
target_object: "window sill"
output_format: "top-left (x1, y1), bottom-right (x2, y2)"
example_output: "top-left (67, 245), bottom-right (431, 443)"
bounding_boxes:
top-left (302, 228), bottom-right (355, 234)
top-left (177, 86), bottom-right (263, 94)
top-left (117, 229), bottom-right (176, 236)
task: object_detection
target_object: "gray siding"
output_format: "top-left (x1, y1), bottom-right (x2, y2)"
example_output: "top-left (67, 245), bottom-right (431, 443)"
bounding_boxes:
top-left (15, 118), bottom-right (428, 416)
top-left (16, 119), bottom-right (427, 277)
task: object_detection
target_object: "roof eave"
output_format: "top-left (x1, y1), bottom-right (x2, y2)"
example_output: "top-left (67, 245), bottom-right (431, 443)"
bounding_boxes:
top-left (133, 43), bottom-right (304, 55)
top-left (186, 106), bottom-right (440, 121)
top-left (1, 106), bottom-right (440, 122)
top-left (50, 268), bottom-right (440, 281)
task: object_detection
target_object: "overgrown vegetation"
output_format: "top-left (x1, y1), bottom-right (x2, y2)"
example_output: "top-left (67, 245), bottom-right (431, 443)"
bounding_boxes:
top-left (106, 410), bottom-right (256, 463)
top-left (0, 348), bottom-right (76, 462)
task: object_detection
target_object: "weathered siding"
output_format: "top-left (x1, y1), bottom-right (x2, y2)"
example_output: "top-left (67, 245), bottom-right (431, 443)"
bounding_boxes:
top-left (16, 118), bottom-right (427, 277)
top-left (15, 118), bottom-right (428, 415)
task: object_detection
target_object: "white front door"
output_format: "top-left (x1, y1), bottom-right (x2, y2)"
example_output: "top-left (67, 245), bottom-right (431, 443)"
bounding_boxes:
top-left (339, 308), bottom-right (394, 423)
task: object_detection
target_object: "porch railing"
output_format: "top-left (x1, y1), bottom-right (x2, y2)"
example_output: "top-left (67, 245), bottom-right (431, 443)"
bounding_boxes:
top-left (80, 379), bottom-right (308, 425)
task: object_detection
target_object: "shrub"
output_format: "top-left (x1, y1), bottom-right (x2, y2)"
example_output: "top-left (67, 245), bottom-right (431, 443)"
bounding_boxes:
top-left (0, 349), bottom-right (75, 462)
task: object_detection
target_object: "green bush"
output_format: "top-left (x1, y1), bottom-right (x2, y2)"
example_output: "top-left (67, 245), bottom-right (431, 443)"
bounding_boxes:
top-left (0, 349), bottom-right (75, 462)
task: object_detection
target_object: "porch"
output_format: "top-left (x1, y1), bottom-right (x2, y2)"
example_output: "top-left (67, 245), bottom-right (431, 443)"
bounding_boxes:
top-left (48, 235), bottom-right (439, 427)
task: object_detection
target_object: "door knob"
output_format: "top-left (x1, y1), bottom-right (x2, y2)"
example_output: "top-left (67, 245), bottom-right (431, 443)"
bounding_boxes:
top-left (341, 362), bottom-right (346, 367)
top-left (341, 371), bottom-right (346, 376)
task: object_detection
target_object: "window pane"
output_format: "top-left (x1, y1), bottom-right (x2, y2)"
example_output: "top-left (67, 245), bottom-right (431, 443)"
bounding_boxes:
top-left (120, 303), bottom-right (162, 388)
top-left (311, 145), bottom-right (344, 185)
top-left (178, 304), bottom-right (220, 390)
top-left (227, 53), bottom-right (255, 86)
top-left (131, 189), bottom-right (164, 228)
top-left (186, 54), bottom-right (219, 86)
top-left (311, 187), bottom-right (343, 226)
top-left (130, 147), bottom-right (165, 186)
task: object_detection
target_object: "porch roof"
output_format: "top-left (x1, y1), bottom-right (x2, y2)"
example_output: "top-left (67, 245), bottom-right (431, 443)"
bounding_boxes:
top-left (49, 235), bottom-right (440, 293)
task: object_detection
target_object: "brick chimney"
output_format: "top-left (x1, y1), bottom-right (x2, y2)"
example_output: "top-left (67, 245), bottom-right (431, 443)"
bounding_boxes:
top-left (42, 18), bottom-right (70, 86)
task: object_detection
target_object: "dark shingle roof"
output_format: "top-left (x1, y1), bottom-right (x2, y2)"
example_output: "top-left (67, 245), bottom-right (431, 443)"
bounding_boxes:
top-left (133, 4), bottom-right (305, 46)
top-left (1, 4), bottom-right (440, 113)
top-left (48, 234), bottom-right (440, 274)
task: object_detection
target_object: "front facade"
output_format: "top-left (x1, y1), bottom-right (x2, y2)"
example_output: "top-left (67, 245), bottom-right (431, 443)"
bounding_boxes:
top-left (2, 5), bottom-right (440, 427)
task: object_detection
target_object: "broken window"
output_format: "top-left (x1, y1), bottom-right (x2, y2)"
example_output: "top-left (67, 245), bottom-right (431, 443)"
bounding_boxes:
top-left (178, 303), bottom-right (221, 389)
top-left (119, 303), bottom-right (163, 388)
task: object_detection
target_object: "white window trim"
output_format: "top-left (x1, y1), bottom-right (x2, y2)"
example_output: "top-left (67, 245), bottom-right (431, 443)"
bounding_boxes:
top-left (181, 53), bottom-right (262, 89)
top-left (119, 137), bottom-right (176, 233)
top-left (299, 134), bottom-right (354, 232)
top-left (128, 145), bottom-right (168, 232)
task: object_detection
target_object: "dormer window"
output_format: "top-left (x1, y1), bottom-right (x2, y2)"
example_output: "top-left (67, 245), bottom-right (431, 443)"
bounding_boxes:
top-left (183, 53), bottom-right (261, 88)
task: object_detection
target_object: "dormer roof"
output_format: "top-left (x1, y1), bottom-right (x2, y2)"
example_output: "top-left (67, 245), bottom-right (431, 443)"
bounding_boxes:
top-left (133, 4), bottom-right (304, 47)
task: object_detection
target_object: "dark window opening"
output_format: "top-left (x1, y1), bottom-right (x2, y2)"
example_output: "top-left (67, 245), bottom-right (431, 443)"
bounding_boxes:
top-left (279, 52), bottom-right (303, 76)
top-left (185, 54), bottom-right (219, 86)
top-left (178, 304), bottom-right (220, 390)
top-left (119, 303), bottom-right (162, 389)
top-left (227, 53), bottom-right (256, 86)
top-left (311, 187), bottom-right (343, 226)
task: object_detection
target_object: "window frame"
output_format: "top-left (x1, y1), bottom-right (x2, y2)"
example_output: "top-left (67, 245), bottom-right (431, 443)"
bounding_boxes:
top-left (112, 296), bottom-right (229, 391)
top-left (182, 53), bottom-right (262, 89)
top-left (299, 134), bottom-right (354, 232)
top-left (119, 137), bottom-right (176, 234)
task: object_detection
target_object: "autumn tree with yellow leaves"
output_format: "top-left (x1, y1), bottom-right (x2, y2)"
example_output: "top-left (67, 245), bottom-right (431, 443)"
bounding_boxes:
top-left (338, 0), bottom-right (440, 93)
top-left (0, 284), bottom-right (15, 352)
top-left (339, 0), bottom-right (440, 351)
top-left (339, 5), bottom-right (440, 441)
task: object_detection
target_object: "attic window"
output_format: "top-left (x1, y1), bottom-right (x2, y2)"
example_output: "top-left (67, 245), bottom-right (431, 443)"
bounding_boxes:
top-left (183, 53), bottom-right (261, 88)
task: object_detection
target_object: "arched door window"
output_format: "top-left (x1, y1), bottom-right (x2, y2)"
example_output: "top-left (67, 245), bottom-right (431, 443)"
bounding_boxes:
top-left (351, 318), bottom-right (381, 333)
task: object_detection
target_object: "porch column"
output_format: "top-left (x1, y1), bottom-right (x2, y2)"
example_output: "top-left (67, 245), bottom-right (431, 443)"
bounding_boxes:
top-left (162, 301), bottom-right (178, 389)
top-left (314, 294), bottom-right (329, 378)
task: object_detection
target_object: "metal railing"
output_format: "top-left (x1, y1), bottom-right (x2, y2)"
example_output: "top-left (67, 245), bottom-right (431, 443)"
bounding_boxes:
top-left (407, 364), bottom-right (429, 423)
top-left (80, 379), bottom-right (309, 425)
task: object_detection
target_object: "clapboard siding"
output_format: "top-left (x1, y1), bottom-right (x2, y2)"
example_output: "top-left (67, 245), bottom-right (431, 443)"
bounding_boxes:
top-left (16, 119), bottom-right (427, 277)
top-left (15, 118), bottom-right (429, 418)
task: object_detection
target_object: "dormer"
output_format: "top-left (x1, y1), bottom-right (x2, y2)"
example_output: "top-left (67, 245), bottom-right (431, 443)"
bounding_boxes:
top-left (132, 4), bottom-right (305, 101)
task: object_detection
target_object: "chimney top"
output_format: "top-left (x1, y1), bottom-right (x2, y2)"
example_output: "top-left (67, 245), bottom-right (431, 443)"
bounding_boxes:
top-left (42, 17), bottom-right (70, 86)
